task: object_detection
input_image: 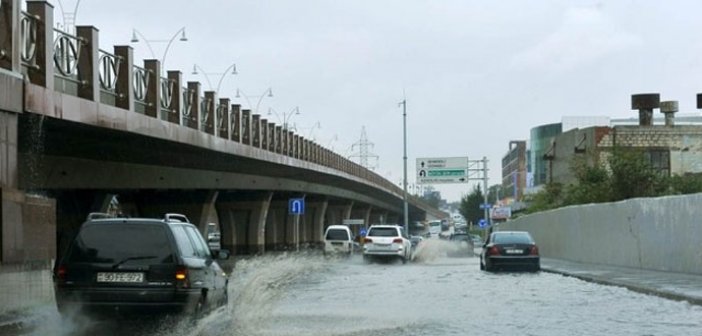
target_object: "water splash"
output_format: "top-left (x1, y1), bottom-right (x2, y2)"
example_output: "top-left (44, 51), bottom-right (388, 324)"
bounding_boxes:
top-left (184, 253), bottom-right (325, 336)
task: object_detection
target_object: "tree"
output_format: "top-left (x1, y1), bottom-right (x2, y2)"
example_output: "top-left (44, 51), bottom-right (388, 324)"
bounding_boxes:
top-left (564, 155), bottom-right (612, 205)
top-left (607, 148), bottom-right (666, 200)
top-left (459, 185), bottom-right (484, 225)
top-left (525, 182), bottom-right (564, 213)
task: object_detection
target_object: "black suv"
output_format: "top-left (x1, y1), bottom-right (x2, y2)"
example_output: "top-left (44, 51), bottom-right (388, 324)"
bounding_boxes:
top-left (53, 213), bottom-right (229, 317)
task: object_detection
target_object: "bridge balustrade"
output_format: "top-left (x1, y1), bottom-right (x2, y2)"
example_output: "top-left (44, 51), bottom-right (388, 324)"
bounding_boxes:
top-left (1, 0), bottom-right (417, 201)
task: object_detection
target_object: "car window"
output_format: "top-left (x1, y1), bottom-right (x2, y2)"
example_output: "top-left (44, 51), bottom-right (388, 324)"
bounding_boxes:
top-left (326, 229), bottom-right (349, 240)
top-left (493, 232), bottom-right (533, 244)
top-left (367, 227), bottom-right (399, 237)
top-left (66, 223), bottom-right (174, 264)
top-left (184, 226), bottom-right (211, 258)
top-left (172, 225), bottom-right (197, 257)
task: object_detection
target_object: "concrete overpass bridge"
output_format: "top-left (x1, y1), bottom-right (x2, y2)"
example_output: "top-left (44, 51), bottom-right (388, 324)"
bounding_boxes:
top-left (0, 0), bottom-right (446, 264)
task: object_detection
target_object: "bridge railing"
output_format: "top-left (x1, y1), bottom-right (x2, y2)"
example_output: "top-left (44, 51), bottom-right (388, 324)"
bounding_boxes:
top-left (3, 0), bottom-right (414, 201)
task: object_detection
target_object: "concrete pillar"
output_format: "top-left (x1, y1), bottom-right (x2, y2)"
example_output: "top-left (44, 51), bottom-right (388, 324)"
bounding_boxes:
top-left (252, 114), bottom-right (261, 147)
top-left (166, 70), bottom-right (182, 124)
top-left (203, 91), bottom-right (216, 135)
top-left (308, 199), bottom-right (328, 249)
top-left (267, 123), bottom-right (276, 151)
top-left (216, 191), bottom-right (273, 255)
top-left (186, 82), bottom-right (201, 130)
top-left (76, 26), bottom-right (100, 102)
top-left (132, 190), bottom-right (219, 234)
top-left (241, 109), bottom-right (251, 145)
top-left (114, 46), bottom-right (134, 112)
top-left (26, 1), bottom-right (54, 89)
top-left (275, 126), bottom-right (283, 154)
top-left (218, 98), bottom-right (230, 139)
top-left (0, 0), bottom-right (21, 72)
top-left (230, 104), bottom-right (241, 142)
top-left (350, 204), bottom-right (372, 237)
top-left (144, 59), bottom-right (162, 119)
top-left (261, 119), bottom-right (268, 149)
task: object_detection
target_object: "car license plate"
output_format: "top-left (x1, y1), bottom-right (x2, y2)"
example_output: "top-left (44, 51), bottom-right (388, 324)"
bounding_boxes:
top-left (96, 272), bottom-right (144, 283)
top-left (505, 249), bottom-right (523, 254)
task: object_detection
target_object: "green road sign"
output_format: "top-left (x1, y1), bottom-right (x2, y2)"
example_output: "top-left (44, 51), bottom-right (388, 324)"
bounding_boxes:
top-left (427, 169), bottom-right (465, 177)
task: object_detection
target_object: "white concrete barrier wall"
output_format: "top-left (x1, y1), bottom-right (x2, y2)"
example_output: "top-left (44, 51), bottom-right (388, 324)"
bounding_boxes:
top-left (500, 193), bottom-right (702, 275)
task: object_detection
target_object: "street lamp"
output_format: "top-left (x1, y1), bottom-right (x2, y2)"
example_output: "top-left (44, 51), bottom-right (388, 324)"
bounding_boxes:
top-left (268, 106), bottom-right (300, 131)
top-left (55, 0), bottom-right (82, 33)
top-left (192, 63), bottom-right (238, 94)
top-left (399, 98), bottom-right (409, 235)
top-left (235, 87), bottom-right (273, 114)
top-left (130, 27), bottom-right (188, 74)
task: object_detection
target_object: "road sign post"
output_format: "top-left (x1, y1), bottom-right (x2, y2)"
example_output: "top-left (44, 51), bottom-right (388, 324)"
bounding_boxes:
top-left (289, 198), bottom-right (305, 251)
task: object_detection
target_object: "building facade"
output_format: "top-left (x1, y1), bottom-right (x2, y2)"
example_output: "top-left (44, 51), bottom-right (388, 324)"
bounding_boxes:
top-left (501, 141), bottom-right (527, 201)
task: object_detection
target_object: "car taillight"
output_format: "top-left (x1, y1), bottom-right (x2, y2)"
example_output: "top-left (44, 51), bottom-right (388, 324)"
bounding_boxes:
top-left (393, 238), bottom-right (403, 244)
top-left (488, 246), bottom-right (500, 256)
top-left (56, 265), bottom-right (67, 281)
top-left (175, 266), bottom-right (188, 281)
top-left (530, 246), bottom-right (539, 256)
top-left (364, 237), bottom-right (373, 244)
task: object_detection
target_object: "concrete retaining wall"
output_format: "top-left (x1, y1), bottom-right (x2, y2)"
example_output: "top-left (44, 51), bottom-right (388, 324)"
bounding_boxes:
top-left (500, 193), bottom-right (702, 275)
top-left (0, 261), bottom-right (54, 314)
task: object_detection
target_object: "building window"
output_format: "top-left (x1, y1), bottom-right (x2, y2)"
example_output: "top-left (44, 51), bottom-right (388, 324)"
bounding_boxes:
top-left (644, 150), bottom-right (670, 176)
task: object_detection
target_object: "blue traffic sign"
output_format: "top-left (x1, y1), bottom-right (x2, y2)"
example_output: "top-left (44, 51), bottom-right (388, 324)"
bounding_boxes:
top-left (360, 228), bottom-right (367, 237)
top-left (289, 198), bottom-right (305, 215)
top-left (478, 218), bottom-right (488, 228)
top-left (479, 203), bottom-right (491, 209)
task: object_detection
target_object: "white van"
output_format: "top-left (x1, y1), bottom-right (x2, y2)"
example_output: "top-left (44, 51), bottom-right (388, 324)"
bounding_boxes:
top-left (323, 225), bottom-right (354, 255)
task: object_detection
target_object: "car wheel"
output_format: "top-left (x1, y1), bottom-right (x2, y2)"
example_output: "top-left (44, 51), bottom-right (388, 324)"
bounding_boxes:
top-left (401, 256), bottom-right (407, 264)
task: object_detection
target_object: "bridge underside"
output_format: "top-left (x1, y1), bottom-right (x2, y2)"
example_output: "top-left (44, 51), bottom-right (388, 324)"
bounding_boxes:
top-left (10, 113), bottom-right (427, 262)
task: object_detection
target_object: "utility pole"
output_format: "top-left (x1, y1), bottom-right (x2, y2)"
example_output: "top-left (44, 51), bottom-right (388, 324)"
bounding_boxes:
top-left (399, 99), bottom-right (409, 235)
top-left (483, 156), bottom-right (489, 229)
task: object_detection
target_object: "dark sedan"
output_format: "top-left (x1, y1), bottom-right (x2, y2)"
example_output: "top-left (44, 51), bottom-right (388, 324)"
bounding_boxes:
top-left (480, 231), bottom-right (540, 272)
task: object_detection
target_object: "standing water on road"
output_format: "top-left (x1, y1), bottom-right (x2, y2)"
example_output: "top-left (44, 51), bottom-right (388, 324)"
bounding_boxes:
top-left (27, 247), bottom-right (702, 336)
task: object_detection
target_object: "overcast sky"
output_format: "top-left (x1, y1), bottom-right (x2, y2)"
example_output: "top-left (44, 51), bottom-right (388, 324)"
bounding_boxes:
top-left (52, 0), bottom-right (702, 202)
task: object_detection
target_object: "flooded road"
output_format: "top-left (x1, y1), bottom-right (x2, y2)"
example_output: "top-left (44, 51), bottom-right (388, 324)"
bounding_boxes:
top-left (26, 240), bottom-right (702, 336)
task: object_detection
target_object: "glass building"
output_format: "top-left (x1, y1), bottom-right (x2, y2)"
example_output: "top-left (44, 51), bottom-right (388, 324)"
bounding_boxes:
top-left (529, 123), bottom-right (562, 186)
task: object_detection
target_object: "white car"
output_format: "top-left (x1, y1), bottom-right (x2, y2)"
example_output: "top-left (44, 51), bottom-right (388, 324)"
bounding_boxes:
top-left (323, 225), bottom-right (354, 255)
top-left (362, 225), bottom-right (412, 264)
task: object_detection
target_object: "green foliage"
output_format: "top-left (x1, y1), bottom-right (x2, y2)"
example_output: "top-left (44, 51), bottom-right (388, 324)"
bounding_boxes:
top-left (607, 148), bottom-right (667, 200)
top-left (668, 173), bottom-right (702, 195)
top-left (526, 147), bottom-right (702, 213)
top-left (459, 185), bottom-right (485, 225)
top-left (564, 156), bottom-right (612, 205)
top-left (525, 182), bottom-right (564, 213)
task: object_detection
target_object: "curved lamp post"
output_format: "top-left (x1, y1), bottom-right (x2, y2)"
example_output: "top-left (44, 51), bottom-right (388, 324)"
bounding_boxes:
top-left (130, 27), bottom-right (188, 74)
top-left (235, 87), bottom-right (273, 114)
top-left (268, 106), bottom-right (300, 131)
top-left (192, 63), bottom-right (238, 94)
